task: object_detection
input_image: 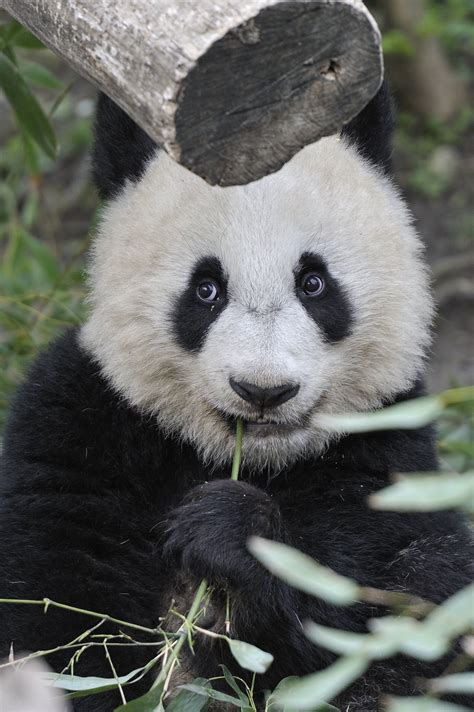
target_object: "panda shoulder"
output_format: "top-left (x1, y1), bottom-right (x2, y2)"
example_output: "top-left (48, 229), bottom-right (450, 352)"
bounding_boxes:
top-left (1, 330), bottom-right (114, 470)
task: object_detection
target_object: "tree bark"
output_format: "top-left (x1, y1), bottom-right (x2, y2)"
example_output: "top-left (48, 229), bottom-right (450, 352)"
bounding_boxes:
top-left (1, 0), bottom-right (383, 186)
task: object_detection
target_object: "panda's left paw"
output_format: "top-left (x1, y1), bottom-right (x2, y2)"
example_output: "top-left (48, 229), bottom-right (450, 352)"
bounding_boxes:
top-left (163, 480), bottom-right (284, 590)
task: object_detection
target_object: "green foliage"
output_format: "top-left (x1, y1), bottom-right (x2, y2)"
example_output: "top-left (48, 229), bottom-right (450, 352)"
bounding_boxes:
top-left (42, 666), bottom-right (148, 699)
top-left (166, 681), bottom-right (210, 712)
top-left (370, 472), bottom-right (474, 513)
top-left (115, 682), bottom-right (166, 712)
top-left (272, 657), bottom-right (369, 711)
top-left (419, 0), bottom-right (474, 54)
top-left (0, 52), bottom-right (57, 158)
top-left (248, 538), bottom-right (359, 606)
top-left (226, 639), bottom-right (273, 674)
top-left (387, 700), bottom-right (471, 712)
top-left (0, 17), bottom-right (92, 432)
top-left (376, 0), bottom-right (474, 57)
top-left (377, 0), bottom-right (474, 201)
top-left (382, 30), bottom-right (415, 58)
top-left (318, 387), bottom-right (474, 434)
top-left (395, 108), bottom-right (474, 200)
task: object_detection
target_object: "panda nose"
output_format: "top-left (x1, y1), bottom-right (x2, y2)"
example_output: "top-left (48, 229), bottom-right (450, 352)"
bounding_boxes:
top-left (229, 378), bottom-right (300, 409)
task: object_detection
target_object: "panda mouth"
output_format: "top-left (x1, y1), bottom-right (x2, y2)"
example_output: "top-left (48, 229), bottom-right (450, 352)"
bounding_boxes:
top-left (214, 394), bottom-right (325, 438)
top-left (217, 410), bottom-right (306, 437)
top-left (243, 419), bottom-right (298, 437)
top-left (244, 418), bottom-right (296, 432)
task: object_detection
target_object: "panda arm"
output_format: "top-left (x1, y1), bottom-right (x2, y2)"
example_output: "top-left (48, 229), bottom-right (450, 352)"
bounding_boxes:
top-left (0, 330), bottom-right (171, 708)
top-left (164, 475), bottom-right (472, 609)
top-left (164, 476), bottom-right (473, 698)
top-left (0, 465), bottom-right (172, 712)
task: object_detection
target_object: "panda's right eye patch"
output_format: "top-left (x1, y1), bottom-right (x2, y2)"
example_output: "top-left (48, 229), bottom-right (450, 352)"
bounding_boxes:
top-left (295, 252), bottom-right (353, 343)
top-left (172, 256), bottom-right (228, 353)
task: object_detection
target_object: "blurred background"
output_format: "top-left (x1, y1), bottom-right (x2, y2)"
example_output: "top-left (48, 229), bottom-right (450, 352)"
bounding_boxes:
top-left (0, 0), bottom-right (473, 434)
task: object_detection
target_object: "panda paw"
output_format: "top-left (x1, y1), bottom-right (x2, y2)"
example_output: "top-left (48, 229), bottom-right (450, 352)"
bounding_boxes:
top-left (163, 480), bottom-right (284, 591)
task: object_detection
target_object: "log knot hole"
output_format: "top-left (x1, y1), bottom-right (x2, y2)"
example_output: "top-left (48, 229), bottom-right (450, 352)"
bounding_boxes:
top-left (320, 58), bottom-right (339, 80)
top-left (303, 56), bottom-right (339, 81)
top-left (231, 18), bottom-right (260, 45)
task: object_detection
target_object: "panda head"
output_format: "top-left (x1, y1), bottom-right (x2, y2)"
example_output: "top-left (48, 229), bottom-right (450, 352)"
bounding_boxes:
top-left (81, 86), bottom-right (433, 470)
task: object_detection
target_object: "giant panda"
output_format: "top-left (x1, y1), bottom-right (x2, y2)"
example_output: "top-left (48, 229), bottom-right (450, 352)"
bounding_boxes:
top-left (0, 83), bottom-right (472, 712)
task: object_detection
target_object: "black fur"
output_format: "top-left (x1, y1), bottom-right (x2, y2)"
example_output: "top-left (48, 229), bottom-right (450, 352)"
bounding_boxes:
top-left (92, 93), bottom-right (158, 200)
top-left (0, 330), bottom-right (472, 711)
top-left (341, 81), bottom-right (395, 173)
top-left (173, 256), bottom-right (228, 353)
top-left (295, 252), bottom-right (354, 342)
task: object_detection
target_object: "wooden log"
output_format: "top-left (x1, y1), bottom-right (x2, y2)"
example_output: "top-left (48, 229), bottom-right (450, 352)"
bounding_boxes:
top-left (0, 0), bottom-right (383, 186)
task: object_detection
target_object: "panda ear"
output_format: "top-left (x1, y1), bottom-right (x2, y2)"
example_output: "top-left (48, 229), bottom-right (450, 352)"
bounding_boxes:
top-left (92, 93), bottom-right (158, 200)
top-left (340, 81), bottom-right (394, 174)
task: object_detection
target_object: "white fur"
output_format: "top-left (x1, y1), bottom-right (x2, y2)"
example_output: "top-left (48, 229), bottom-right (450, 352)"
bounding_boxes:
top-left (80, 137), bottom-right (433, 470)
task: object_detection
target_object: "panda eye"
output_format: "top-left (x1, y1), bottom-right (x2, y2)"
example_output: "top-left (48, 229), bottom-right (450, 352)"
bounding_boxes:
top-left (301, 272), bottom-right (325, 297)
top-left (196, 279), bottom-right (220, 303)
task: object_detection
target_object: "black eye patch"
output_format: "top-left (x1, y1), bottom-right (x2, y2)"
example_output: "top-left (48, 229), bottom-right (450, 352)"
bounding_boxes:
top-left (295, 252), bottom-right (354, 342)
top-left (172, 256), bottom-right (228, 353)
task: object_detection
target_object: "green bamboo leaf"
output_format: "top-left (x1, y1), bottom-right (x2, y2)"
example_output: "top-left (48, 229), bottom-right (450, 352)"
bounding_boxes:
top-left (0, 181), bottom-right (15, 223)
top-left (19, 60), bottom-right (63, 90)
top-left (226, 638), bottom-right (273, 674)
top-left (304, 621), bottom-right (397, 660)
top-left (2, 224), bottom-right (23, 276)
top-left (370, 472), bottom-right (474, 513)
top-left (21, 192), bottom-right (40, 229)
top-left (1, 44), bottom-right (16, 65)
top-left (275, 657), bottom-right (368, 710)
top-left (115, 680), bottom-right (165, 711)
top-left (248, 537), bottom-right (359, 606)
top-left (386, 697), bottom-right (471, 712)
top-left (21, 130), bottom-right (41, 174)
top-left (267, 677), bottom-right (299, 710)
top-left (7, 23), bottom-right (45, 49)
top-left (179, 684), bottom-right (242, 707)
top-left (0, 21), bottom-right (24, 48)
top-left (166, 678), bottom-right (210, 711)
top-left (439, 387), bottom-right (474, 407)
top-left (268, 677), bottom-right (340, 711)
top-left (318, 395), bottom-right (444, 434)
top-left (370, 616), bottom-right (449, 662)
top-left (319, 387), bottom-right (474, 436)
top-left (423, 584), bottom-right (474, 639)
top-left (440, 439), bottom-right (474, 459)
top-left (220, 666), bottom-right (249, 704)
top-left (41, 665), bottom-right (145, 695)
top-left (429, 673), bottom-right (474, 695)
top-left (0, 52), bottom-right (57, 158)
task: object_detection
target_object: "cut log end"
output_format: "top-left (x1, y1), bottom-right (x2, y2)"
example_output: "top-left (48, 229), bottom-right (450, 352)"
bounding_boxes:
top-left (172, 2), bottom-right (383, 186)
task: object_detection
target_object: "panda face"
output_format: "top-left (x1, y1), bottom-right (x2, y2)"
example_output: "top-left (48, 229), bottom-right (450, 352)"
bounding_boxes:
top-left (81, 136), bottom-right (433, 470)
